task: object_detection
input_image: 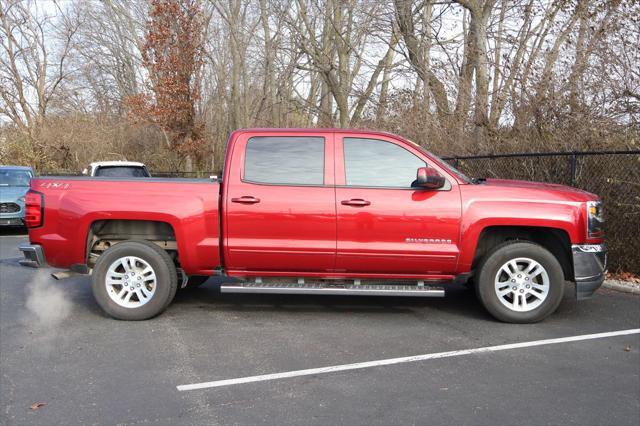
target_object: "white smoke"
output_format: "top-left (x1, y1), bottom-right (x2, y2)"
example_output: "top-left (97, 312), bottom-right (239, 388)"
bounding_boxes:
top-left (25, 270), bottom-right (73, 329)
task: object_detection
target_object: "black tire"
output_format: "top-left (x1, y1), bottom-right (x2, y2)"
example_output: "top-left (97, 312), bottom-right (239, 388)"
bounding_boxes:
top-left (475, 241), bottom-right (565, 323)
top-left (91, 240), bottom-right (178, 320)
top-left (180, 275), bottom-right (209, 289)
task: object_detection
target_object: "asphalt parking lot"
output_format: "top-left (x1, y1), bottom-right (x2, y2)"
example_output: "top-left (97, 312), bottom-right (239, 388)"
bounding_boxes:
top-left (1, 230), bottom-right (639, 425)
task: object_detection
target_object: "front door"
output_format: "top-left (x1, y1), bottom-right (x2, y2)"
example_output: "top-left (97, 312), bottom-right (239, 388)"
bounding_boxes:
top-left (224, 131), bottom-right (336, 273)
top-left (334, 134), bottom-right (461, 275)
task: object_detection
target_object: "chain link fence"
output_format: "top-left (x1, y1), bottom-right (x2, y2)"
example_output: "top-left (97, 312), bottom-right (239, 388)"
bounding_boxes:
top-left (443, 150), bottom-right (640, 274)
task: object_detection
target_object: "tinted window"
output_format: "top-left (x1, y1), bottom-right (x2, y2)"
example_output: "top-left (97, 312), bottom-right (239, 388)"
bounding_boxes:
top-left (244, 137), bottom-right (324, 185)
top-left (344, 138), bottom-right (425, 187)
top-left (95, 166), bottom-right (150, 177)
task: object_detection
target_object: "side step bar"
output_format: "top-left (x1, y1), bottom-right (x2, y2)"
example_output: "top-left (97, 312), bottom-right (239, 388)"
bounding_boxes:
top-left (220, 283), bottom-right (445, 297)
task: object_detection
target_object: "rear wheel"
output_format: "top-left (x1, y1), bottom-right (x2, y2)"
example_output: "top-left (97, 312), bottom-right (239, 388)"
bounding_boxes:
top-left (92, 240), bottom-right (178, 320)
top-left (476, 241), bottom-right (565, 323)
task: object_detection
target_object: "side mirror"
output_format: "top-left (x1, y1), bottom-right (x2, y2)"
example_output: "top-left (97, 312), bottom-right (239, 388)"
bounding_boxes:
top-left (415, 167), bottom-right (445, 189)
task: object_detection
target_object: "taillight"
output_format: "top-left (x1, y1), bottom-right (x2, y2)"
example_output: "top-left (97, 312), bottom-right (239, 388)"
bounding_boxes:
top-left (25, 190), bottom-right (44, 228)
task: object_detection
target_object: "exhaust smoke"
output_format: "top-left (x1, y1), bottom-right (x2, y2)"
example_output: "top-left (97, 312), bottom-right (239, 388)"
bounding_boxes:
top-left (25, 270), bottom-right (73, 330)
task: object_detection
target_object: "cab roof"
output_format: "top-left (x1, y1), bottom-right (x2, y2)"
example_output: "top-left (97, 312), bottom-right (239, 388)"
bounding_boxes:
top-left (89, 161), bottom-right (146, 168)
top-left (0, 165), bottom-right (34, 170)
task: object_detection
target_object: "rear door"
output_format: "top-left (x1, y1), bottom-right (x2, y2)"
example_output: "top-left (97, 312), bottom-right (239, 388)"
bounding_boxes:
top-left (334, 133), bottom-right (461, 275)
top-left (224, 131), bottom-right (336, 273)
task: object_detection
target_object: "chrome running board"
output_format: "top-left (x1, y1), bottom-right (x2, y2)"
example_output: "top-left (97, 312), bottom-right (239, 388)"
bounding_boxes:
top-left (220, 282), bottom-right (445, 297)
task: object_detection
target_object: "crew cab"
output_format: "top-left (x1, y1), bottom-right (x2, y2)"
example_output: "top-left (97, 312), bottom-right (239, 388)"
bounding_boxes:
top-left (19, 129), bottom-right (606, 323)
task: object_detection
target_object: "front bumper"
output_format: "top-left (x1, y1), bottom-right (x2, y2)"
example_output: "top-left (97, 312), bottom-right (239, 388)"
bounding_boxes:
top-left (0, 202), bottom-right (25, 225)
top-left (0, 209), bottom-right (25, 226)
top-left (19, 244), bottom-right (47, 268)
top-left (0, 217), bottom-right (24, 226)
top-left (572, 244), bottom-right (607, 300)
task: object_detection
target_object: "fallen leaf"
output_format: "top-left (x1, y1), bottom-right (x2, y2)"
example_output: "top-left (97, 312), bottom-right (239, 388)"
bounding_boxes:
top-left (624, 345), bottom-right (631, 352)
top-left (30, 403), bottom-right (46, 410)
top-left (607, 272), bottom-right (640, 283)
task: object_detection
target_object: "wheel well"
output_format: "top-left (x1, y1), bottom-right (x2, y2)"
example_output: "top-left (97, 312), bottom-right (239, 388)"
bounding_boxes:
top-left (86, 220), bottom-right (177, 267)
top-left (472, 226), bottom-right (573, 280)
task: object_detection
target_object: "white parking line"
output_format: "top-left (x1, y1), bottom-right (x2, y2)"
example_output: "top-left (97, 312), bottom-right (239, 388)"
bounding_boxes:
top-left (177, 328), bottom-right (640, 391)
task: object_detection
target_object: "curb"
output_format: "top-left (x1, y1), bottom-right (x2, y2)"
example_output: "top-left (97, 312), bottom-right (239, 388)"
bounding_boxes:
top-left (603, 280), bottom-right (640, 295)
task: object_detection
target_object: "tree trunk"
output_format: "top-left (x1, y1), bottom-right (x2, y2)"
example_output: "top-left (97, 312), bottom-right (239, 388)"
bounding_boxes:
top-left (472, 6), bottom-right (492, 144)
top-left (259, 0), bottom-right (278, 126)
top-left (453, 7), bottom-right (475, 132)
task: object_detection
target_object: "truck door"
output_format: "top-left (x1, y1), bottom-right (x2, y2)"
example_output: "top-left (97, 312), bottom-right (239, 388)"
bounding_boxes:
top-left (224, 131), bottom-right (336, 273)
top-left (334, 134), bottom-right (461, 275)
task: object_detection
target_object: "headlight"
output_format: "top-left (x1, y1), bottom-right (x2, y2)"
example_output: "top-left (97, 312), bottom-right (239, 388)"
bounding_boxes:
top-left (586, 200), bottom-right (604, 239)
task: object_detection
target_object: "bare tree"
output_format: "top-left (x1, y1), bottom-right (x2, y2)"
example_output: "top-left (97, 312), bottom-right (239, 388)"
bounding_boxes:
top-left (1, 0), bottom-right (638, 172)
top-left (0, 0), bottom-right (79, 136)
top-left (394, 0), bottom-right (450, 121)
top-left (70, 0), bottom-right (147, 114)
top-left (280, 0), bottom-right (396, 127)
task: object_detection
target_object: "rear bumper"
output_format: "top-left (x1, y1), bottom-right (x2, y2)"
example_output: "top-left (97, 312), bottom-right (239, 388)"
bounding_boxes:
top-left (572, 244), bottom-right (607, 300)
top-left (19, 244), bottom-right (47, 268)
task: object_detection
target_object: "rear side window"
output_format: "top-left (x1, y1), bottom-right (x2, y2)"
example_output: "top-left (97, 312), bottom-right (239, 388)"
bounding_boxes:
top-left (95, 166), bottom-right (149, 177)
top-left (344, 138), bottom-right (425, 187)
top-left (244, 137), bottom-right (324, 185)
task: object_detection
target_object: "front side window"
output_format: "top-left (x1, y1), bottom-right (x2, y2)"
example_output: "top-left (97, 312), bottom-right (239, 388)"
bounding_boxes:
top-left (244, 136), bottom-right (324, 185)
top-left (344, 138), bottom-right (426, 188)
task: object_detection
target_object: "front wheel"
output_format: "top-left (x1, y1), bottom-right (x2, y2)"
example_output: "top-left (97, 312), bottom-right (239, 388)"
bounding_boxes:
top-left (91, 240), bottom-right (178, 320)
top-left (476, 241), bottom-right (565, 323)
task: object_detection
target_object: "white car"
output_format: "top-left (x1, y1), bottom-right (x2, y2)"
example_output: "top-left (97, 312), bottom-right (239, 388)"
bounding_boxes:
top-left (83, 161), bottom-right (151, 178)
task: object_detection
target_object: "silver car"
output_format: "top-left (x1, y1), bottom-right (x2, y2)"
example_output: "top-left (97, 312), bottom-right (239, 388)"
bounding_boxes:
top-left (0, 166), bottom-right (34, 227)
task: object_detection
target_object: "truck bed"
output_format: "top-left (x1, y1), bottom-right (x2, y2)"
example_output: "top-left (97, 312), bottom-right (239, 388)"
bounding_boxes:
top-left (28, 177), bottom-right (221, 275)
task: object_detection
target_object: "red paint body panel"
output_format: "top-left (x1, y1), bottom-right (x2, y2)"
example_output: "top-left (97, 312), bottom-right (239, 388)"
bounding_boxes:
top-left (457, 180), bottom-right (595, 271)
top-left (28, 179), bottom-right (220, 275)
top-left (333, 132), bottom-right (461, 274)
top-left (29, 128), bottom-right (602, 281)
top-left (223, 130), bottom-right (337, 272)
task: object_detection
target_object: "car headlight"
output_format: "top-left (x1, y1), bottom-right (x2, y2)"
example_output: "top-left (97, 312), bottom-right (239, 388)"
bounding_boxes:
top-left (586, 200), bottom-right (604, 239)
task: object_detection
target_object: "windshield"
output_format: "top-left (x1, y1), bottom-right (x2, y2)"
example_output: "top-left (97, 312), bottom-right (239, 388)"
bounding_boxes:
top-left (0, 169), bottom-right (32, 187)
top-left (95, 166), bottom-right (150, 177)
top-left (404, 140), bottom-right (472, 183)
top-left (431, 154), bottom-right (473, 183)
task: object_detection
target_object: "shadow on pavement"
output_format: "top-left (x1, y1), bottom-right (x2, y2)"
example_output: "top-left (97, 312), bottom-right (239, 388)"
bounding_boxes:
top-left (171, 277), bottom-right (491, 320)
top-left (0, 226), bottom-right (27, 236)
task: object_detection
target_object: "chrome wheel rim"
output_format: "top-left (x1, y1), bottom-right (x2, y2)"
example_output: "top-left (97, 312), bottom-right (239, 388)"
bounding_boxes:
top-left (105, 256), bottom-right (157, 308)
top-left (494, 257), bottom-right (549, 312)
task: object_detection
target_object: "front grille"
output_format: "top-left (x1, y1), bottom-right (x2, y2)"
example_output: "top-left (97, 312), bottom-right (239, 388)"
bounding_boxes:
top-left (0, 202), bottom-right (20, 213)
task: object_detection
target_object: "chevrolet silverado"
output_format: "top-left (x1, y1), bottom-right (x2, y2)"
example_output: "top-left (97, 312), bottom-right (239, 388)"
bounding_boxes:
top-left (19, 129), bottom-right (606, 323)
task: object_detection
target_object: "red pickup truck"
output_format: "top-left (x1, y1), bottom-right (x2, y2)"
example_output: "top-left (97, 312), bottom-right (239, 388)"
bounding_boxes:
top-left (20, 129), bottom-right (606, 323)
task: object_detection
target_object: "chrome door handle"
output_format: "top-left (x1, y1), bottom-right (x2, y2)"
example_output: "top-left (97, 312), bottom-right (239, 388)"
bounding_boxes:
top-left (231, 196), bottom-right (261, 204)
top-left (341, 199), bottom-right (371, 207)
